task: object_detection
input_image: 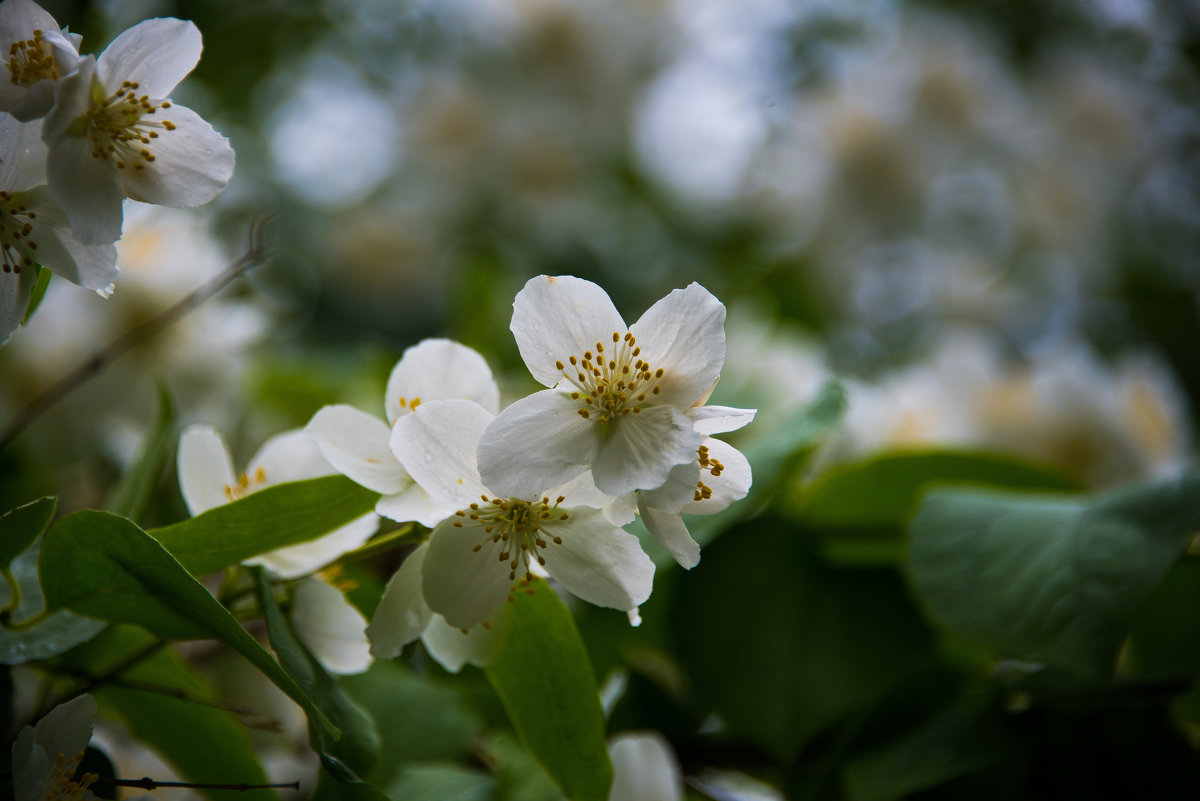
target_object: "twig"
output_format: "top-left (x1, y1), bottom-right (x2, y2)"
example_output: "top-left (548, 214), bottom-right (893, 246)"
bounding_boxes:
top-left (0, 214), bottom-right (274, 451)
top-left (96, 777), bottom-right (299, 792)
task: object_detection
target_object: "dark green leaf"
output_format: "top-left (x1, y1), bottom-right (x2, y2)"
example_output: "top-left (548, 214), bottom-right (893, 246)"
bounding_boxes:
top-left (1124, 557), bottom-right (1200, 681)
top-left (103, 383), bottom-right (175, 523)
top-left (0, 496), bottom-right (55, 567)
top-left (0, 545), bottom-right (104, 665)
top-left (149, 476), bottom-right (379, 575)
top-left (671, 517), bottom-right (935, 760)
top-left (906, 472), bottom-right (1200, 683)
top-left (61, 626), bottom-right (276, 801)
top-left (21, 265), bottom-right (51, 325)
top-left (39, 510), bottom-right (338, 739)
top-left (254, 568), bottom-right (380, 783)
top-left (798, 450), bottom-right (1080, 535)
top-left (485, 579), bottom-right (612, 801)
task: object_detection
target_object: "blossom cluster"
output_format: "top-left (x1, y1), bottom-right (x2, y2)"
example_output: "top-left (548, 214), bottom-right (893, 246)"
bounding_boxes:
top-left (179, 275), bottom-right (754, 673)
top-left (0, 0), bottom-right (234, 344)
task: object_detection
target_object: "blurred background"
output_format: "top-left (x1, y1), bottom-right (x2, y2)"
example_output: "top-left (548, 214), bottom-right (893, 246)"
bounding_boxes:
top-left (2, 0), bottom-right (1198, 513)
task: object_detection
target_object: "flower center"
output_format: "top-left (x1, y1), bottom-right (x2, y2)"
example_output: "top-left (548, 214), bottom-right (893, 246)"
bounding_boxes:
top-left (224, 466), bottom-right (267, 501)
top-left (85, 80), bottom-right (176, 172)
top-left (0, 190), bottom-right (38, 275)
top-left (555, 331), bottom-right (666, 423)
top-left (694, 443), bottom-right (724, 502)
top-left (453, 494), bottom-right (570, 581)
top-left (7, 29), bottom-right (57, 87)
top-left (47, 750), bottom-right (97, 801)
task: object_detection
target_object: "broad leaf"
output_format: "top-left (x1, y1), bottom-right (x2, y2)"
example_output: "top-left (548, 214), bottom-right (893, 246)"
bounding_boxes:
top-left (907, 472), bottom-right (1200, 683)
top-left (39, 510), bottom-right (338, 739)
top-left (0, 544), bottom-right (104, 664)
top-left (672, 516), bottom-right (935, 760)
top-left (149, 476), bottom-right (379, 575)
top-left (254, 569), bottom-right (380, 784)
top-left (485, 579), bottom-right (612, 801)
top-left (60, 626), bottom-right (277, 801)
top-left (0, 496), bottom-right (55, 567)
top-left (103, 383), bottom-right (175, 523)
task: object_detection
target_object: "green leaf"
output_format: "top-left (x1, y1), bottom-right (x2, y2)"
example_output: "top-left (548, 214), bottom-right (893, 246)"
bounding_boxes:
top-left (1123, 557), bottom-right (1200, 681)
top-left (0, 545), bottom-right (104, 664)
top-left (149, 476), bottom-right (380, 575)
top-left (485, 579), bottom-right (612, 801)
top-left (59, 626), bottom-right (276, 801)
top-left (0, 496), bottom-right (55, 568)
top-left (798, 450), bottom-right (1080, 535)
top-left (382, 764), bottom-right (494, 801)
top-left (103, 384), bottom-right (175, 523)
top-left (253, 568), bottom-right (380, 783)
top-left (906, 472), bottom-right (1200, 683)
top-left (21, 265), bottom-right (51, 325)
top-left (39, 510), bottom-right (338, 739)
top-left (671, 517), bottom-right (935, 760)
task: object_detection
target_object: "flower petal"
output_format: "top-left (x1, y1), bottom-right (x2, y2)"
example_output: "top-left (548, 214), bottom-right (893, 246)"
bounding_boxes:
top-left (608, 732), bottom-right (683, 801)
top-left (384, 338), bottom-right (501, 423)
top-left (551, 470), bottom-right (636, 525)
top-left (18, 186), bottom-right (119, 289)
top-left (96, 17), bottom-right (201, 98)
top-left (38, 53), bottom-right (92, 143)
top-left (17, 694), bottom-right (97, 801)
top-left (421, 614), bottom-right (500, 673)
top-left (246, 513), bottom-right (377, 579)
top-left (46, 123), bottom-right (126, 244)
top-left (686, 404), bottom-right (757, 435)
top-left (683, 438), bottom-right (751, 515)
top-left (291, 578), bottom-right (372, 675)
top-left (118, 104), bottom-right (235, 208)
top-left (540, 507), bottom-right (654, 611)
top-left (476, 389), bottom-right (601, 499)
top-left (177, 424), bottom-right (237, 515)
top-left (389, 398), bottom-right (491, 510)
top-left (306, 404), bottom-right (410, 495)
top-left (366, 544), bottom-right (433, 659)
top-left (592, 405), bottom-right (701, 496)
top-left (511, 274), bottom-right (627, 388)
top-left (422, 517), bottom-right (516, 630)
top-left (0, 263), bottom-right (35, 345)
top-left (629, 283), bottom-right (726, 408)
top-left (637, 459), bottom-right (700, 515)
top-left (0, 113), bottom-right (46, 190)
top-left (374, 483), bottom-right (451, 528)
top-left (246, 429), bottom-right (333, 487)
top-left (636, 494), bottom-right (700, 570)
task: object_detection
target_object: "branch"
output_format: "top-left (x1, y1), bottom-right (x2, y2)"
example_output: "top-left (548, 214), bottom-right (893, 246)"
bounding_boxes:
top-left (0, 214), bottom-right (274, 451)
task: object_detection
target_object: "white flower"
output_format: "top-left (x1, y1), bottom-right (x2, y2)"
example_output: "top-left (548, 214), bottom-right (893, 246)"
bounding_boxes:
top-left (41, 18), bottom-right (234, 244)
top-left (390, 398), bottom-right (654, 631)
top-left (177, 424), bottom-right (378, 579)
top-left (1, 112), bottom-right (117, 344)
top-left (365, 541), bottom-right (501, 673)
top-left (290, 577), bottom-right (372, 675)
top-left (306, 337), bottom-right (501, 527)
top-left (0, 0), bottom-right (81, 121)
top-left (608, 731), bottom-right (682, 801)
top-left (635, 405), bottom-right (754, 569)
top-left (477, 275), bottom-right (726, 499)
top-left (11, 694), bottom-right (99, 801)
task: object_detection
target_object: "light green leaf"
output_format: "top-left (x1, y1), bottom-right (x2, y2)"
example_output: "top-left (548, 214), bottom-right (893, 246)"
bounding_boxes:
top-left (798, 450), bottom-right (1080, 535)
top-left (254, 568), bottom-right (380, 784)
top-left (39, 510), bottom-right (338, 739)
top-left (672, 517), bottom-right (935, 761)
top-left (0, 496), bottom-right (55, 568)
top-left (149, 476), bottom-right (380, 575)
top-left (906, 472), bottom-right (1200, 683)
top-left (485, 579), bottom-right (612, 801)
top-left (21, 265), bottom-right (51, 326)
top-left (383, 764), bottom-right (494, 801)
top-left (0, 545), bottom-right (104, 664)
top-left (103, 383), bottom-right (175, 523)
top-left (59, 626), bottom-right (277, 801)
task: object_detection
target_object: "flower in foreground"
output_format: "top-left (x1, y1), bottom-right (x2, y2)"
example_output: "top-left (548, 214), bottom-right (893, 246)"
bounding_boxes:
top-left (476, 274), bottom-right (726, 499)
top-left (41, 17), bottom-right (234, 243)
top-left (11, 694), bottom-right (100, 801)
top-left (1, 112), bottom-right (117, 344)
top-left (306, 337), bottom-right (501, 527)
top-left (635, 404), bottom-right (754, 569)
top-left (0, 0), bottom-right (82, 120)
top-left (177, 424), bottom-right (378, 579)
top-left (390, 398), bottom-right (654, 631)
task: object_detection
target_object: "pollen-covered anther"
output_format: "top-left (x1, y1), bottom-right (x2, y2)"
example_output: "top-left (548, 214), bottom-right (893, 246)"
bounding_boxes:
top-left (557, 331), bottom-right (668, 420)
top-left (7, 29), bottom-right (58, 87)
top-left (84, 81), bottom-right (180, 169)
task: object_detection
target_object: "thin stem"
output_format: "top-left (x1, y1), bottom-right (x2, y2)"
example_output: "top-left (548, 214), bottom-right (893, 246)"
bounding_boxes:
top-left (0, 566), bottom-right (21, 615)
top-left (0, 214), bottom-right (274, 452)
top-left (95, 777), bottom-right (299, 792)
top-left (0, 607), bottom-right (50, 631)
top-left (104, 678), bottom-right (256, 716)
